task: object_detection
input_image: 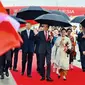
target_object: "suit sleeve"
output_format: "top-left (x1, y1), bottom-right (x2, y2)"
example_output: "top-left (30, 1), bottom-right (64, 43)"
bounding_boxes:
top-left (77, 33), bottom-right (82, 42)
top-left (20, 32), bottom-right (24, 49)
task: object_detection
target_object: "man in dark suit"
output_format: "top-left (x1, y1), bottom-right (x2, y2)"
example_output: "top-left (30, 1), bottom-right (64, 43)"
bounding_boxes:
top-left (35, 24), bottom-right (53, 81)
top-left (77, 26), bottom-right (85, 72)
top-left (21, 22), bottom-right (35, 77)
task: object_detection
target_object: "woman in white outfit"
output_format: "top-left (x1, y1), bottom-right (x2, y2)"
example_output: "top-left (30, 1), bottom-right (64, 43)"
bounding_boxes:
top-left (51, 44), bottom-right (57, 72)
top-left (54, 28), bottom-right (72, 80)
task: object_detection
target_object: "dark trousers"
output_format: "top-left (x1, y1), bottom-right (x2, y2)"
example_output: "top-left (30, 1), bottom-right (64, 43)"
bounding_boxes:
top-left (13, 50), bottom-right (19, 69)
top-left (22, 52), bottom-right (33, 75)
top-left (81, 54), bottom-right (85, 70)
top-left (0, 55), bottom-right (5, 74)
top-left (36, 53), bottom-right (40, 71)
top-left (39, 52), bottom-right (51, 78)
top-left (0, 54), bottom-right (10, 74)
top-left (10, 50), bottom-right (13, 68)
top-left (5, 60), bottom-right (10, 72)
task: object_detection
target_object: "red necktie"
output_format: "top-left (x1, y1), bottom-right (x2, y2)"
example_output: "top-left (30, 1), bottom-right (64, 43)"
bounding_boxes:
top-left (45, 31), bottom-right (48, 40)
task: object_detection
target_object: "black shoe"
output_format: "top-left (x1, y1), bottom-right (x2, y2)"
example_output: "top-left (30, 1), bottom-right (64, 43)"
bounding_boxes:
top-left (1, 73), bottom-right (4, 79)
top-left (58, 75), bottom-right (61, 79)
top-left (46, 77), bottom-right (53, 82)
top-left (27, 74), bottom-right (32, 78)
top-left (40, 77), bottom-right (45, 81)
top-left (21, 72), bottom-right (24, 76)
top-left (83, 69), bottom-right (85, 72)
top-left (63, 76), bottom-right (67, 81)
top-left (13, 68), bottom-right (18, 72)
top-left (5, 71), bottom-right (9, 77)
top-left (63, 78), bottom-right (67, 81)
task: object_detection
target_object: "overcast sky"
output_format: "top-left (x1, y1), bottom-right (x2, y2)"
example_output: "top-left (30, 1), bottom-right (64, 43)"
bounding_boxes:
top-left (1, 0), bottom-right (85, 7)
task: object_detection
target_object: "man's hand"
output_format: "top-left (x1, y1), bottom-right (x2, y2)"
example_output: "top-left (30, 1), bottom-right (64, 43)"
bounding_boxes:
top-left (33, 29), bottom-right (38, 35)
top-left (82, 35), bottom-right (85, 38)
top-left (83, 51), bottom-right (85, 55)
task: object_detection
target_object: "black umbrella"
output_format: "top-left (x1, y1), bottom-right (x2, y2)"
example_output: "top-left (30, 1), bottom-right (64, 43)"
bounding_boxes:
top-left (10, 15), bottom-right (26, 24)
top-left (80, 19), bottom-right (85, 27)
top-left (49, 10), bottom-right (70, 21)
top-left (35, 14), bottom-right (71, 27)
top-left (71, 15), bottom-right (85, 23)
top-left (16, 6), bottom-right (49, 20)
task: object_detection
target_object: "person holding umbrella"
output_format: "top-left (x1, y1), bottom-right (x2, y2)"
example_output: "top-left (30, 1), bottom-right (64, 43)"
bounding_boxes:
top-left (77, 24), bottom-right (85, 72)
top-left (35, 24), bottom-right (53, 81)
top-left (72, 15), bottom-right (85, 72)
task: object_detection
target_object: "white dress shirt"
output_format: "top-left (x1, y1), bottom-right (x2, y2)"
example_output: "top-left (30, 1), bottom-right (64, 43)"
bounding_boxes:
top-left (26, 29), bottom-right (30, 38)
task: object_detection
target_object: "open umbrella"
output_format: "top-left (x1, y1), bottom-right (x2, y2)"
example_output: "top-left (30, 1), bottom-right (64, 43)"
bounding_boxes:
top-left (80, 19), bottom-right (85, 27)
top-left (16, 6), bottom-right (49, 20)
top-left (35, 14), bottom-right (71, 27)
top-left (71, 15), bottom-right (85, 23)
top-left (49, 10), bottom-right (70, 21)
top-left (10, 15), bottom-right (26, 24)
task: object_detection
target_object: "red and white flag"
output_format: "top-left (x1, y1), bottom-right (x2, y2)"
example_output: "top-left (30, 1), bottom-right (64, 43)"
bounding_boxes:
top-left (0, 1), bottom-right (23, 55)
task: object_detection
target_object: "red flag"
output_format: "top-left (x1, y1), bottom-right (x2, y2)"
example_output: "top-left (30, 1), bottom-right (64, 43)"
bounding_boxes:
top-left (20, 24), bottom-right (26, 28)
top-left (0, 1), bottom-right (7, 14)
top-left (0, 2), bottom-right (23, 55)
top-left (0, 21), bottom-right (23, 55)
top-left (26, 20), bottom-right (38, 25)
top-left (20, 20), bottom-right (38, 28)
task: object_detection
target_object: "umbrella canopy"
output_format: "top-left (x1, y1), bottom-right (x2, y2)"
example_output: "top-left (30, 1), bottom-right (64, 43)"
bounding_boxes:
top-left (35, 14), bottom-right (71, 27)
top-left (80, 19), bottom-right (85, 27)
top-left (10, 15), bottom-right (26, 24)
top-left (16, 6), bottom-right (49, 20)
top-left (49, 10), bottom-right (70, 21)
top-left (71, 15), bottom-right (85, 23)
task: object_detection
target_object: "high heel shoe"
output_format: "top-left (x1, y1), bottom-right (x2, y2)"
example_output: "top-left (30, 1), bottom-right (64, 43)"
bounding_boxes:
top-left (63, 78), bottom-right (67, 81)
top-left (63, 76), bottom-right (67, 81)
top-left (1, 73), bottom-right (4, 79)
top-left (58, 75), bottom-right (60, 79)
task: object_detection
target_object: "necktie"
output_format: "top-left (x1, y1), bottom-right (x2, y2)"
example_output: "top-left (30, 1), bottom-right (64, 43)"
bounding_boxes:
top-left (45, 31), bottom-right (48, 40)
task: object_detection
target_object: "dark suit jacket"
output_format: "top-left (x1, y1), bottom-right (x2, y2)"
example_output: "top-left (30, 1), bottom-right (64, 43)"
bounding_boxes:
top-left (34, 37), bottom-right (40, 54)
top-left (21, 30), bottom-right (35, 53)
top-left (77, 32), bottom-right (85, 55)
top-left (36, 31), bottom-right (51, 54)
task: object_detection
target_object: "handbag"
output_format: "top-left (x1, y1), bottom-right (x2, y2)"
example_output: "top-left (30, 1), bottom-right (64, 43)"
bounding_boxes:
top-left (66, 49), bottom-right (71, 54)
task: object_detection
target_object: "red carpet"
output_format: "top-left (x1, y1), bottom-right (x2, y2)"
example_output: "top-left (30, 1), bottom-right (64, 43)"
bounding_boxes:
top-left (11, 51), bottom-right (85, 85)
